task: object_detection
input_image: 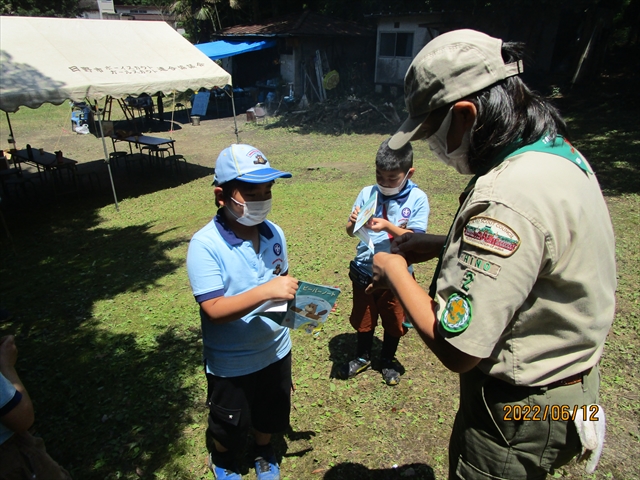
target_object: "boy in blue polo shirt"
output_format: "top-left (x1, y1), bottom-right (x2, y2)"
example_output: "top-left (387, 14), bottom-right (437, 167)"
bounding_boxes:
top-left (341, 138), bottom-right (429, 385)
top-left (187, 144), bottom-right (297, 480)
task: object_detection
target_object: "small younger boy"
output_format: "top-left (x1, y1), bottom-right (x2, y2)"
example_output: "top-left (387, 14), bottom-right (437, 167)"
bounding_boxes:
top-left (342, 138), bottom-right (429, 385)
top-left (187, 144), bottom-right (297, 480)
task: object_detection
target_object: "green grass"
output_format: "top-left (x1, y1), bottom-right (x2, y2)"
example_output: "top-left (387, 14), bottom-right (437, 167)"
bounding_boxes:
top-left (1, 84), bottom-right (638, 479)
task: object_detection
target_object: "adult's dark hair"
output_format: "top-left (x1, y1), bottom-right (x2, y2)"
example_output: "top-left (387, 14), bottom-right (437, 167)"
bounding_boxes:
top-left (467, 42), bottom-right (569, 174)
top-left (376, 138), bottom-right (413, 171)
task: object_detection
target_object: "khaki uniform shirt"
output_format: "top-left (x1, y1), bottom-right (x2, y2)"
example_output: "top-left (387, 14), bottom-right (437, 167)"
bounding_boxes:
top-left (434, 149), bottom-right (616, 386)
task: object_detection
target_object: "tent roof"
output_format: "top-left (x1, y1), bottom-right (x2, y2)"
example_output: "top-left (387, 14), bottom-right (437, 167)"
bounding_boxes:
top-left (195, 39), bottom-right (277, 60)
top-left (0, 16), bottom-right (232, 112)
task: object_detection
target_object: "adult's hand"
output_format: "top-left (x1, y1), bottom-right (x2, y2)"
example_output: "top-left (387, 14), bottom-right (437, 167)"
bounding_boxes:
top-left (365, 252), bottom-right (409, 295)
top-left (391, 233), bottom-right (447, 265)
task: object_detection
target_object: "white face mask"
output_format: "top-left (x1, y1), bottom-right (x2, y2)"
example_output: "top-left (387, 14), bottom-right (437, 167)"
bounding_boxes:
top-left (377, 171), bottom-right (409, 196)
top-left (228, 197), bottom-right (272, 226)
top-left (426, 108), bottom-right (472, 175)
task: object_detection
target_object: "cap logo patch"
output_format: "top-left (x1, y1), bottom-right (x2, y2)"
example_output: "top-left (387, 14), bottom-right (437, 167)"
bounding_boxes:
top-left (402, 207), bottom-right (411, 218)
top-left (254, 154), bottom-right (267, 165)
top-left (463, 216), bottom-right (520, 257)
top-left (273, 243), bottom-right (282, 256)
top-left (458, 251), bottom-right (502, 278)
top-left (441, 292), bottom-right (472, 333)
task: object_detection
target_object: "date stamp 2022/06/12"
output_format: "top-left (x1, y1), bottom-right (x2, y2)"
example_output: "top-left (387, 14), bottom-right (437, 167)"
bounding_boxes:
top-left (503, 404), bottom-right (600, 422)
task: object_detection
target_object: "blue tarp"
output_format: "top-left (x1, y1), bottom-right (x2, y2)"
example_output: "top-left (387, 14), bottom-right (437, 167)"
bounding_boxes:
top-left (195, 39), bottom-right (277, 60)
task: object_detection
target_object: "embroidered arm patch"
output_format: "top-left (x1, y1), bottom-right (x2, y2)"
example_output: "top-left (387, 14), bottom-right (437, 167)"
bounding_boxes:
top-left (440, 293), bottom-right (472, 333)
top-left (462, 216), bottom-right (520, 257)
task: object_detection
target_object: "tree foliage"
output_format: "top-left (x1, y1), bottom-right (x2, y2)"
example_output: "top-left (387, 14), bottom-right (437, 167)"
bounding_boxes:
top-left (0, 0), bottom-right (80, 16)
top-left (2, 0), bottom-right (635, 48)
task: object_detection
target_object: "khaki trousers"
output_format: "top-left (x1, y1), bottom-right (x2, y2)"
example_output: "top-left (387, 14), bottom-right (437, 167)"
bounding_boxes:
top-left (449, 366), bottom-right (599, 480)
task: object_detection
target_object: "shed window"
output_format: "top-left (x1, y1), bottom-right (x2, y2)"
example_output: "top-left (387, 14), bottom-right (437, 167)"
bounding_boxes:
top-left (379, 32), bottom-right (414, 57)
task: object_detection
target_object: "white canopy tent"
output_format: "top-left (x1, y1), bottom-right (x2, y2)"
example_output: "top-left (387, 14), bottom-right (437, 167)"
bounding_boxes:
top-left (0, 16), bottom-right (234, 209)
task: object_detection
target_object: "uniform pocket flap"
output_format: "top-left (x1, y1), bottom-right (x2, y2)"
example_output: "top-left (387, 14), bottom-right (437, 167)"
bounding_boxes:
top-left (209, 403), bottom-right (241, 427)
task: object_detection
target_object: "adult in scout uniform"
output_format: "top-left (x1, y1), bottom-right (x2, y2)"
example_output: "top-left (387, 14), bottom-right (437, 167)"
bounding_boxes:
top-left (370, 29), bottom-right (616, 479)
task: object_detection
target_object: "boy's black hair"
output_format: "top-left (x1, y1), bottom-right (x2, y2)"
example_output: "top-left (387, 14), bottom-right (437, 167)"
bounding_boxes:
top-left (214, 179), bottom-right (241, 208)
top-left (376, 138), bottom-right (413, 172)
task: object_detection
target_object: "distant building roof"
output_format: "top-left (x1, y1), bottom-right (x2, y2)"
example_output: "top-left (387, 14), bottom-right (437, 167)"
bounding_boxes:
top-left (215, 11), bottom-right (374, 38)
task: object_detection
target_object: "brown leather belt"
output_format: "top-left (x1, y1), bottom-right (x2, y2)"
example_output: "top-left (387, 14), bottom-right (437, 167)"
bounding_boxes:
top-left (546, 367), bottom-right (591, 389)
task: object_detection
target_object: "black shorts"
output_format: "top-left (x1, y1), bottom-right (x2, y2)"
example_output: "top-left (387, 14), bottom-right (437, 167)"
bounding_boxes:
top-left (205, 352), bottom-right (292, 451)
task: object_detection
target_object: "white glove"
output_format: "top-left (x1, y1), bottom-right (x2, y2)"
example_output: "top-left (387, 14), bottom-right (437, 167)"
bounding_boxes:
top-left (574, 404), bottom-right (605, 474)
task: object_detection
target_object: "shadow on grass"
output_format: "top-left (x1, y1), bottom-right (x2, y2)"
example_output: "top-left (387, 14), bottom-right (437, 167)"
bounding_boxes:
top-left (327, 333), bottom-right (407, 380)
top-left (263, 95), bottom-right (402, 138)
top-left (224, 426), bottom-right (317, 476)
top-left (0, 206), bottom-right (203, 479)
top-left (542, 45), bottom-right (639, 197)
top-left (323, 462), bottom-right (435, 480)
top-left (0, 155), bottom-right (213, 213)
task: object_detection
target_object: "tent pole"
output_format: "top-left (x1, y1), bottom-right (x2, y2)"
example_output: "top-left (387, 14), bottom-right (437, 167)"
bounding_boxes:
top-left (94, 100), bottom-right (120, 211)
top-left (170, 91), bottom-right (176, 134)
top-left (227, 86), bottom-right (239, 143)
top-left (5, 112), bottom-right (17, 149)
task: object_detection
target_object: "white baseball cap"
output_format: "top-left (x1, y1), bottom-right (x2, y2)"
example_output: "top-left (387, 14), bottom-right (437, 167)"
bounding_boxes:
top-left (213, 144), bottom-right (292, 185)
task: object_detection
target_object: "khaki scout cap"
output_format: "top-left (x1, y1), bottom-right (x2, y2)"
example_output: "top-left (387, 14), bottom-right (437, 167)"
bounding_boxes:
top-left (389, 29), bottom-right (523, 150)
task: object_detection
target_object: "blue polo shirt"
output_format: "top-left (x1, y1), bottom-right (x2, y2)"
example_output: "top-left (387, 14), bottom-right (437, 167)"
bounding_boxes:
top-left (187, 212), bottom-right (292, 378)
top-left (0, 372), bottom-right (20, 445)
top-left (352, 180), bottom-right (429, 274)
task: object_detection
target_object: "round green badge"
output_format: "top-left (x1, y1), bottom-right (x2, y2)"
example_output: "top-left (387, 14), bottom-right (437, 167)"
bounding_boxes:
top-left (440, 292), bottom-right (473, 333)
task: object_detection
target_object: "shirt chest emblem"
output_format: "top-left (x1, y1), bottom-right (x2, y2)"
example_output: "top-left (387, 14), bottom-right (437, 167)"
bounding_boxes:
top-left (462, 216), bottom-right (520, 257)
top-left (401, 207), bottom-right (411, 218)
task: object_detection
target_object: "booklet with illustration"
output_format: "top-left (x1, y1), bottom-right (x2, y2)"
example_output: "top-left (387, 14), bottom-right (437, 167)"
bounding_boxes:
top-left (352, 191), bottom-right (377, 253)
top-left (256, 281), bottom-right (341, 333)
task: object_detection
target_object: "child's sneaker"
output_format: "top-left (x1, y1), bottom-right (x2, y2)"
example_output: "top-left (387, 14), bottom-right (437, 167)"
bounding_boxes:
top-left (254, 453), bottom-right (280, 480)
top-left (208, 452), bottom-right (241, 480)
top-left (381, 358), bottom-right (401, 386)
top-left (339, 356), bottom-right (371, 379)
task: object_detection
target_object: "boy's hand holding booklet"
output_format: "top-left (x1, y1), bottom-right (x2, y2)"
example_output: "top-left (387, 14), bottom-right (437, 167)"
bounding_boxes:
top-left (255, 281), bottom-right (341, 333)
top-left (353, 191), bottom-right (377, 253)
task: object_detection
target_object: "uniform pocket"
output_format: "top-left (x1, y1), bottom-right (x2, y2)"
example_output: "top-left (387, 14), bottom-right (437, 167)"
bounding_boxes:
top-left (349, 260), bottom-right (371, 288)
top-left (482, 378), bottom-right (532, 446)
top-left (209, 403), bottom-right (241, 427)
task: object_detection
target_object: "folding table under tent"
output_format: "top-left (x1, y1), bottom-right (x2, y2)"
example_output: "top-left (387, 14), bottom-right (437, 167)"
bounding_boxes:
top-left (0, 16), bottom-right (234, 210)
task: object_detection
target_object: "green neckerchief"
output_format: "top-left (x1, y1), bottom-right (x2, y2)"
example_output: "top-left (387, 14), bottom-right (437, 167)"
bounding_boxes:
top-left (427, 135), bottom-right (591, 297)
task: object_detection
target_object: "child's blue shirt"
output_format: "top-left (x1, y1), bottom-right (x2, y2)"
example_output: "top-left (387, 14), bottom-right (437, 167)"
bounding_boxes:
top-left (187, 213), bottom-right (291, 378)
top-left (352, 180), bottom-right (429, 274)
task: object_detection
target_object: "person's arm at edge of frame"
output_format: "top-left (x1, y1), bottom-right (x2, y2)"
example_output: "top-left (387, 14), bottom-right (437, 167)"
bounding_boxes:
top-left (200, 273), bottom-right (299, 325)
top-left (368, 253), bottom-right (481, 373)
top-left (0, 335), bottom-right (35, 433)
